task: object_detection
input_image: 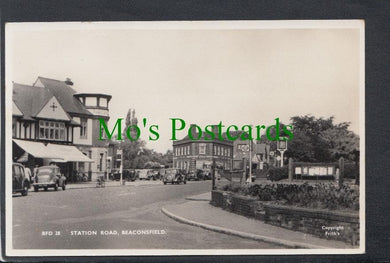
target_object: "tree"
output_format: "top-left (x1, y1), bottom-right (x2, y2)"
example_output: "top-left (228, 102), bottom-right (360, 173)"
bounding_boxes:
top-left (119, 108), bottom-right (174, 169)
top-left (287, 115), bottom-right (359, 162)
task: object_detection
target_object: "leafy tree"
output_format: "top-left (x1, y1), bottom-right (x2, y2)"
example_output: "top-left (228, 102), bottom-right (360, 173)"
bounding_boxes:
top-left (119, 108), bottom-right (173, 168)
top-left (260, 115), bottom-right (359, 163)
top-left (288, 115), bottom-right (359, 162)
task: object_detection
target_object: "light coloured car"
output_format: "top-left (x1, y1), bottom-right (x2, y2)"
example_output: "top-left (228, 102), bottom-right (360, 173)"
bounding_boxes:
top-left (33, 165), bottom-right (66, 192)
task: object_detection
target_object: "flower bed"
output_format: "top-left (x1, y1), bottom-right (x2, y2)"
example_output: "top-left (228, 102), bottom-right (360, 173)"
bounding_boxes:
top-left (212, 182), bottom-right (360, 245)
top-left (220, 182), bottom-right (359, 211)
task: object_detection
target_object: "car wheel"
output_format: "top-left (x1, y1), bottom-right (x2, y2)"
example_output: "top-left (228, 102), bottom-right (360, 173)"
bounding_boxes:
top-left (54, 183), bottom-right (58, 191)
top-left (34, 186), bottom-right (39, 192)
top-left (21, 185), bottom-right (28, 196)
top-left (62, 184), bottom-right (66, 190)
top-left (163, 182), bottom-right (167, 185)
top-left (44, 187), bottom-right (48, 191)
top-left (184, 181), bottom-right (187, 184)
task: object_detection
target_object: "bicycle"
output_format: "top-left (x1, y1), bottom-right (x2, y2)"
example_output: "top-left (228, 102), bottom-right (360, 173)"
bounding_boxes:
top-left (96, 176), bottom-right (105, 188)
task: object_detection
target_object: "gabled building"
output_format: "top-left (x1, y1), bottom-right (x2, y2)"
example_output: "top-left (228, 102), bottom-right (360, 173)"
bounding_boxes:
top-left (12, 76), bottom-right (112, 182)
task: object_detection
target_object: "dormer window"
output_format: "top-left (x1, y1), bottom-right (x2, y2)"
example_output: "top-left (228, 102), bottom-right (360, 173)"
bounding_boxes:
top-left (80, 118), bottom-right (88, 138)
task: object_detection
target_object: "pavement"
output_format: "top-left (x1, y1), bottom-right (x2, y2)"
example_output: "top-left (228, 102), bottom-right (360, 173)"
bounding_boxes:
top-left (65, 179), bottom-right (164, 190)
top-left (162, 192), bottom-right (355, 249)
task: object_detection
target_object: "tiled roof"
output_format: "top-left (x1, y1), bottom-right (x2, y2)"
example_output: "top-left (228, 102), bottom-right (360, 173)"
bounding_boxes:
top-left (36, 77), bottom-right (92, 116)
top-left (13, 77), bottom-right (93, 120)
top-left (13, 83), bottom-right (52, 120)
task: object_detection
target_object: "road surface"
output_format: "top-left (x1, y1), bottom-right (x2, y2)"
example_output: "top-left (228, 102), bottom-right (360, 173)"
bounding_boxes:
top-left (12, 180), bottom-right (283, 250)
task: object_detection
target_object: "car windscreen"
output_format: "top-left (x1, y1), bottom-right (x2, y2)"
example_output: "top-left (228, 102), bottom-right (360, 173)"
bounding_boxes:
top-left (37, 168), bottom-right (54, 175)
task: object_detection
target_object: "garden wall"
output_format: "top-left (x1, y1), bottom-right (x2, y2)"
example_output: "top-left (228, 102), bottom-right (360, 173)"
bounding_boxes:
top-left (211, 190), bottom-right (359, 245)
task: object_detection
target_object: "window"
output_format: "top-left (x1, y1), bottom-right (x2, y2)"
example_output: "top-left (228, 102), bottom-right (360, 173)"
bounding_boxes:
top-left (12, 119), bottom-right (17, 137)
top-left (99, 153), bottom-right (104, 172)
top-left (199, 143), bottom-right (206, 154)
top-left (85, 97), bottom-right (97, 107)
top-left (99, 98), bottom-right (108, 108)
top-left (80, 118), bottom-right (88, 138)
top-left (39, 121), bottom-right (65, 141)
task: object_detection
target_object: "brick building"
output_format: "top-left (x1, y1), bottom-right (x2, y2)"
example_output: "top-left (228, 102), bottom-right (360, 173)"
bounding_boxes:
top-left (172, 126), bottom-right (233, 171)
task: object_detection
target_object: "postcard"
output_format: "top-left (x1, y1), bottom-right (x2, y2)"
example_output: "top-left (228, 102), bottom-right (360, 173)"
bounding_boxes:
top-left (5, 20), bottom-right (365, 257)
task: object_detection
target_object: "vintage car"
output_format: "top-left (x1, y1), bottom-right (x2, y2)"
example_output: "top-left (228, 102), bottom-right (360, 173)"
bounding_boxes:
top-left (197, 169), bottom-right (212, 180)
top-left (33, 165), bottom-right (66, 191)
top-left (146, 169), bottom-right (160, 180)
top-left (187, 170), bottom-right (203, 181)
top-left (162, 169), bottom-right (186, 185)
top-left (110, 169), bottom-right (138, 181)
top-left (12, 163), bottom-right (30, 196)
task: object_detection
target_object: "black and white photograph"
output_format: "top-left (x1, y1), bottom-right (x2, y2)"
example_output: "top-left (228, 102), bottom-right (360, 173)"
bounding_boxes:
top-left (5, 20), bottom-right (364, 257)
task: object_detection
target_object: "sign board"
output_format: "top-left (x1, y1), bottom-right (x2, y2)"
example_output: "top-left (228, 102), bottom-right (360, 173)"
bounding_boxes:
top-left (238, 144), bottom-right (250, 152)
top-left (277, 140), bottom-right (287, 150)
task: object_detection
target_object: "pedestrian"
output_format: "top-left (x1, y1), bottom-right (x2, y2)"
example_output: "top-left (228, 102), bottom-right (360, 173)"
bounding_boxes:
top-left (25, 166), bottom-right (32, 184)
top-left (33, 165), bottom-right (39, 183)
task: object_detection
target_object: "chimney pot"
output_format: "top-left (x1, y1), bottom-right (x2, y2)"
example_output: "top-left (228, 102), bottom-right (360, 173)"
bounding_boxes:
top-left (65, 78), bottom-right (73, 86)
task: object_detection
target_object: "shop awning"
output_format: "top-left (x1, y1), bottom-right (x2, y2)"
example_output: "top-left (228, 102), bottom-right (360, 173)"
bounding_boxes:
top-left (46, 143), bottom-right (94, 162)
top-left (13, 139), bottom-right (93, 163)
top-left (13, 139), bottom-right (61, 159)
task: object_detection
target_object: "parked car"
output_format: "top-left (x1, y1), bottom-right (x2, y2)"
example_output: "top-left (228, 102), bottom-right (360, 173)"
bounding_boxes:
top-left (138, 169), bottom-right (149, 180)
top-left (33, 165), bottom-right (66, 191)
top-left (12, 163), bottom-right (30, 196)
top-left (197, 169), bottom-right (211, 180)
top-left (187, 170), bottom-right (203, 181)
top-left (110, 169), bottom-right (138, 181)
top-left (146, 169), bottom-right (160, 180)
top-left (162, 169), bottom-right (187, 185)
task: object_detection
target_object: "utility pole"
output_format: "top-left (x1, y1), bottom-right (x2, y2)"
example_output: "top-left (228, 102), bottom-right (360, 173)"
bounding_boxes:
top-left (247, 140), bottom-right (253, 183)
top-left (118, 147), bottom-right (123, 186)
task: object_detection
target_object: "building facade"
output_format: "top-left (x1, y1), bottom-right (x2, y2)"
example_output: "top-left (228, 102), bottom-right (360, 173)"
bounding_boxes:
top-left (172, 126), bottom-right (233, 171)
top-left (12, 76), bottom-right (112, 182)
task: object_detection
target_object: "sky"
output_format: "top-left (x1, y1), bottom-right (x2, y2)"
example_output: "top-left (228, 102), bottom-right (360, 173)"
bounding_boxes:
top-left (7, 21), bottom-right (363, 153)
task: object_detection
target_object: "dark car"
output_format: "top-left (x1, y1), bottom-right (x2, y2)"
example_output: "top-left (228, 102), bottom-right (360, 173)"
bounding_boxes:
top-left (187, 170), bottom-right (203, 181)
top-left (197, 169), bottom-right (212, 180)
top-left (12, 163), bottom-right (30, 196)
top-left (110, 169), bottom-right (138, 181)
top-left (33, 165), bottom-right (66, 191)
top-left (162, 169), bottom-right (186, 185)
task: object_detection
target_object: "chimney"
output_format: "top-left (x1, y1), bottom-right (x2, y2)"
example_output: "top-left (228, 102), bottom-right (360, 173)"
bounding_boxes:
top-left (65, 78), bottom-right (73, 86)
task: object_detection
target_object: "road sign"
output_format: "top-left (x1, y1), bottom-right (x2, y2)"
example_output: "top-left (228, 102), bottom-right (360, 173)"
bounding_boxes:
top-left (277, 140), bottom-right (288, 150)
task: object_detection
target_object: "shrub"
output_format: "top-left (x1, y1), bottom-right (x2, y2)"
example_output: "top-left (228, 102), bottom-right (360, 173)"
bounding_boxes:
top-left (344, 162), bottom-right (359, 179)
top-left (219, 182), bottom-right (359, 211)
top-left (268, 166), bottom-right (288, 181)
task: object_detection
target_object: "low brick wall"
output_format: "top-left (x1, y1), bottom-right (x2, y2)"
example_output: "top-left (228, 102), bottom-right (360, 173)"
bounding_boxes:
top-left (231, 195), bottom-right (257, 217)
top-left (211, 190), bottom-right (266, 219)
top-left (211, 190), bottom-right (225, 207)
top-left (211, 190), bottom-right (359, 245)
top-left (264, 204), bottom-right (359, 245)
